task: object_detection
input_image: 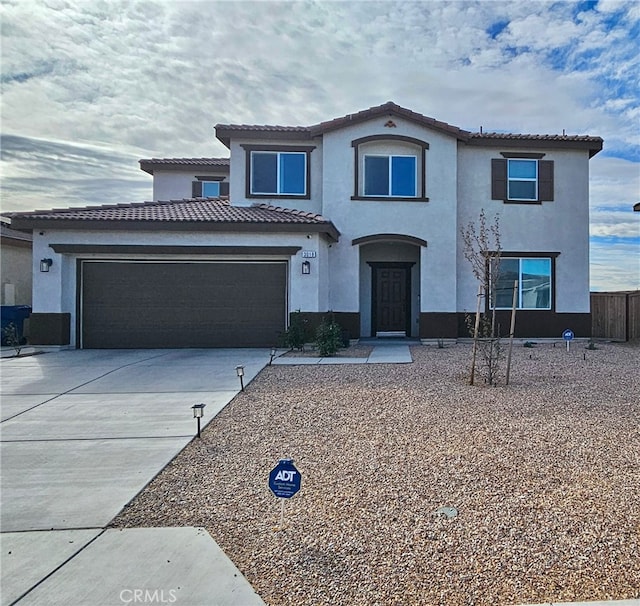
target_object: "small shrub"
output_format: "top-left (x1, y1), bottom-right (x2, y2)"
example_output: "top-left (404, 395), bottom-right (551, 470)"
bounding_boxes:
top-left (315, 320), bottom-right (342, 357)
top-left (2, 322), bottom-right (23, 356)
top-left (523, 341), bottom-right (536, 348)
top-left (586, 340), bottom-right (598, 350)
top-left (280, 311), bottom-right (307, 350)
top-left (465, 312), bottom-right (503, 386)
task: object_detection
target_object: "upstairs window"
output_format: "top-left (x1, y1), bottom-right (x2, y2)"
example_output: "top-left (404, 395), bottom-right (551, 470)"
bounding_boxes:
top-left (508, 159), bottom-right (537, 201)
top-left (192, 178), bottom-right (228, 198)
top-left (351, 134), bottom-right (429, 202)
top-left (364, 155), bottom-right (417, 197)
top-left (202, 181), bottom-right (221, 197)
top-left (491, 257), bottom-right (552, 310)
top-left (492, 155), bottom-right (554, 203)
top-left (251, 151), bottom-right (306, 196)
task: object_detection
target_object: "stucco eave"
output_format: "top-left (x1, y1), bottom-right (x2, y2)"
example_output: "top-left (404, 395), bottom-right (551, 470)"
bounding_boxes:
top-left (10, 218), bottom-right (340, 242)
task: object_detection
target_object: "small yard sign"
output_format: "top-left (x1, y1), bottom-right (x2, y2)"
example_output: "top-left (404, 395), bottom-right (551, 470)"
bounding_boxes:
top-left (269, 458), bottom-right (301, 530)
top-left (269, 458), bottom-right (301, 498)
top-left (562, 329), bottom-right (574, 352)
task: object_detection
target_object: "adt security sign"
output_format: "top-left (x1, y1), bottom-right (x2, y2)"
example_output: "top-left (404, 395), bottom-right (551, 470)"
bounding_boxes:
top-left (562, 328), bottom-right (574, 352)
top-left (269, 459), bottom-right (301, 499)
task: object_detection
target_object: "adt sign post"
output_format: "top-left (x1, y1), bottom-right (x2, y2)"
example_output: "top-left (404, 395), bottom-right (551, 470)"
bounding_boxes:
top-left (269, 458), bottom-right (301, 529)
top-left (562, 328), bottom-right (574, 352)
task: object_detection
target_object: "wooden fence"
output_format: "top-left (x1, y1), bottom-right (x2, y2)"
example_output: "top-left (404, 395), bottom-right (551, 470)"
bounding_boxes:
top-left (591, 290), bottom-right (640, 341)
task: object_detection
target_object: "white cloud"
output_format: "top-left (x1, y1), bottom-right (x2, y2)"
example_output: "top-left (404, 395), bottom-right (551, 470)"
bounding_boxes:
top-left (1, 0), bottom-right (638, 290)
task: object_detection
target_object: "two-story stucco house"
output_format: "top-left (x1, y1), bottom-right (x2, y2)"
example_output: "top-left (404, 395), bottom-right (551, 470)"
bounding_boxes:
top-left (7, 102), bottom-right (602, 348)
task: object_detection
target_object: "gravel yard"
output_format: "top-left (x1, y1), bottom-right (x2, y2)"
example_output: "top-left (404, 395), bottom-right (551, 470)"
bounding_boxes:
top-left (112, 342), bottom-right (640, 606)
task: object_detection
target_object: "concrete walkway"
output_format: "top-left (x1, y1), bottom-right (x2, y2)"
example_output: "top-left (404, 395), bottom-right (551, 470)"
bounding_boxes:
top-left (272, 342), bottom-right (413, 365)
top-left (0, 349), bottom-right (269, 606)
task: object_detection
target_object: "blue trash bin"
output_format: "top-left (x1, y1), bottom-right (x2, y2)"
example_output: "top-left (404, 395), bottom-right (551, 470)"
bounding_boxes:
top-left (1, 306), bottom-right (32, 345)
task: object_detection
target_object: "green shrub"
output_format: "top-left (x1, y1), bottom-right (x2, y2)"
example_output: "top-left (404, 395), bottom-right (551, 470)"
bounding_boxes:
top-left (315, 320), bottom-right (342, 357)
top-left (280, 311), bottom-right (307, 350)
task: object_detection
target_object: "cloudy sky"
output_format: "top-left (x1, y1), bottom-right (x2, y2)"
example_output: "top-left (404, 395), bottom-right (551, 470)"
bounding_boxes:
top-left (1, 0), bottom-right (638, 290)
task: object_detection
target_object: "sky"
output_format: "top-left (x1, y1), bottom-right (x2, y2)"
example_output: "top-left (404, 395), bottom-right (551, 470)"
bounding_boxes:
top-left (1, 0), bottom-right (638, 291)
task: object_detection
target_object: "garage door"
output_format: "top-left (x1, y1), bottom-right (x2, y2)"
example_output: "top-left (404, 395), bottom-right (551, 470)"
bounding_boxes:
top-left (81, 261), bottom-right (287, 348)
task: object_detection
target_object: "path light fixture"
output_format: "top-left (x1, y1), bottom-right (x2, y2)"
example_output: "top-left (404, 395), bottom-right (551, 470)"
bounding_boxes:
top-left (236, 365), bottom-right (245, 391)
top-left (40, 258), bottom-right (53, 272)
top-left (269, 347), bottom-right (277, 365)
top-left (191, 403), bottom-right (205, 438)
top-left (301, 260), bottom-right (311, 275)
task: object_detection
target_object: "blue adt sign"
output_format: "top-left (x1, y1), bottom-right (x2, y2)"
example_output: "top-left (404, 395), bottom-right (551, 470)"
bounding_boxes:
top-left (269, 459), bottom-right (301, 499)
top-left (562, 329), bottom-right (574, 341)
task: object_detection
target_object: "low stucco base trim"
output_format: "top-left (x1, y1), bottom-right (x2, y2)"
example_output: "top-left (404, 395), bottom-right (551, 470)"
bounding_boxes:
top-left (419, 312), bottom-right (591, 339)
top-left (29, 313), bottom-right (71, 346)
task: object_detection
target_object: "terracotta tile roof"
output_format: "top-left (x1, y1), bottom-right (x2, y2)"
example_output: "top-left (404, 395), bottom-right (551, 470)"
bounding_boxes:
top-left (469, 132), bottom-right (603, 143)
top-left (139, 157), bottom-right (229, 175)
top-left (214, 125), bottom-right (309, 134)
top-left (310, 101), bottom-right (471, 140)
top-left (215, 102), bottom-right (469, 145)
top-left (215, 124), bottom-right (312, 147)
top-left (6, 199), bottom-right (340, 240)
top-left (215, 101), bottom-right (602, 156)
top-left (468, 132), bottom-right (603, 156)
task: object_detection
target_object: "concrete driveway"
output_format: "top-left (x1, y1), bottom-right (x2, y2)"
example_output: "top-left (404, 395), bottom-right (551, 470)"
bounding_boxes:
top-left (0, 349), bottom-right (269, 606)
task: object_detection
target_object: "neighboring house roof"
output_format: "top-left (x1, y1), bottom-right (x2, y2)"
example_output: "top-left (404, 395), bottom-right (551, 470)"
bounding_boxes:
top-left (139, 158), bottom-right (230, 175)
top-left (215, 100), bottom-right (603, 157)
top-left (6, 199), bottom-right (340, 241)
top-left (0, 220), bottom-right (33, 248)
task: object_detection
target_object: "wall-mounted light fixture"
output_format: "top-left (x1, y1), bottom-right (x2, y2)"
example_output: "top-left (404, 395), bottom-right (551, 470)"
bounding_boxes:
top-left (302, 260), bottom-right (311, 275)
top-left (40, 258), bottom-right (53, 272)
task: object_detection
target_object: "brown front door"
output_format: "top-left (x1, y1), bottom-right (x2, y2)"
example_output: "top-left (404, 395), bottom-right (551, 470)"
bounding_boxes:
top-left (370, 263), bottom-right (413, 335)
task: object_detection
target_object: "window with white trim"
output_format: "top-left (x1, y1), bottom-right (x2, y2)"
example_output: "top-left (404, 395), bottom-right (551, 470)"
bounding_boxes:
top-left (507, 159), bottom-right (538, 201)
top-left (251, 151), bottom-right (306, 195)
top-left (491, 257), bottom-right (552, 310)
top-left (364, 154), bottom-right (417, 197)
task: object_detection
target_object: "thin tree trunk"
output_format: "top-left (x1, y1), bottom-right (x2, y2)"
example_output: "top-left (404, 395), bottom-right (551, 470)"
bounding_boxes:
top-left (469, 283), bottom-right (483, 385)
top-left (505, 280), bottom-right (518, 385)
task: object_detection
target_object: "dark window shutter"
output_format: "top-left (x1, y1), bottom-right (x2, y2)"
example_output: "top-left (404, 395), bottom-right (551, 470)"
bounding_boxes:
top-left (219, 181), bottom-right (230, 196)
top-left (538, 160), bottom-right (554, 201)
top-left (192, 181), bottom-right (202, 197)
top-left (491, 159), bottom-right (507, 200)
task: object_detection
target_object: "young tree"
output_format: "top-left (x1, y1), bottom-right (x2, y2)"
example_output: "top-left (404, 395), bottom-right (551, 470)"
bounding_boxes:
top-left (461, 209), bottom-right (503, 385)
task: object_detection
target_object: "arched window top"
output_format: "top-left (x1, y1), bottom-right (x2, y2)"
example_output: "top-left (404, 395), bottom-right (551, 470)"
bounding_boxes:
top-left (352, 233), bottom-right (428, 247)
top-left (351, 135), bottom-right (429, 201)
top-left (351, 134), bottom-right (429, 150)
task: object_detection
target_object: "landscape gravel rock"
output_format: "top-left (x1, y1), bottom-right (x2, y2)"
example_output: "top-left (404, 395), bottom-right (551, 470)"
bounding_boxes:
top-left (112, 341), bottom-right (640, 606)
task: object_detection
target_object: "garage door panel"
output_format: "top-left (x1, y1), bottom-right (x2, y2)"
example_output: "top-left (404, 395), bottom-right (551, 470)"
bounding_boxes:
top-left (81, 262), bottom-right (286, 348)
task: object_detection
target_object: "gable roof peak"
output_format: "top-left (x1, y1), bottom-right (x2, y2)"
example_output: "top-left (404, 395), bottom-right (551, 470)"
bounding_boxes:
top-left (310, 101), bottom-right (471, 140)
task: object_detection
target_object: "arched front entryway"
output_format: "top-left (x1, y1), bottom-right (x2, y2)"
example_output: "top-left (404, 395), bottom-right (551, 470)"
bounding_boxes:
top-left (352, 234), bottom-right (427, 338)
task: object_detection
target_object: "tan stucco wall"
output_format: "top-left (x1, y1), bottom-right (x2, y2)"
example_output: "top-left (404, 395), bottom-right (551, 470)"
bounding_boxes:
top-left (1, 242), bottom-right (32, 306)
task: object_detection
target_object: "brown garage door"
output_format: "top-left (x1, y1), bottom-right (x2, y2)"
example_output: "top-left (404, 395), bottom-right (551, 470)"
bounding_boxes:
top-left (81, 261), bottom-right (287, 348)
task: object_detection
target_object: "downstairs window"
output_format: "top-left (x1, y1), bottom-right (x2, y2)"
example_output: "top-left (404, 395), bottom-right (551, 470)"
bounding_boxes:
top-left (491, 257), bottom-right (552, 310)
